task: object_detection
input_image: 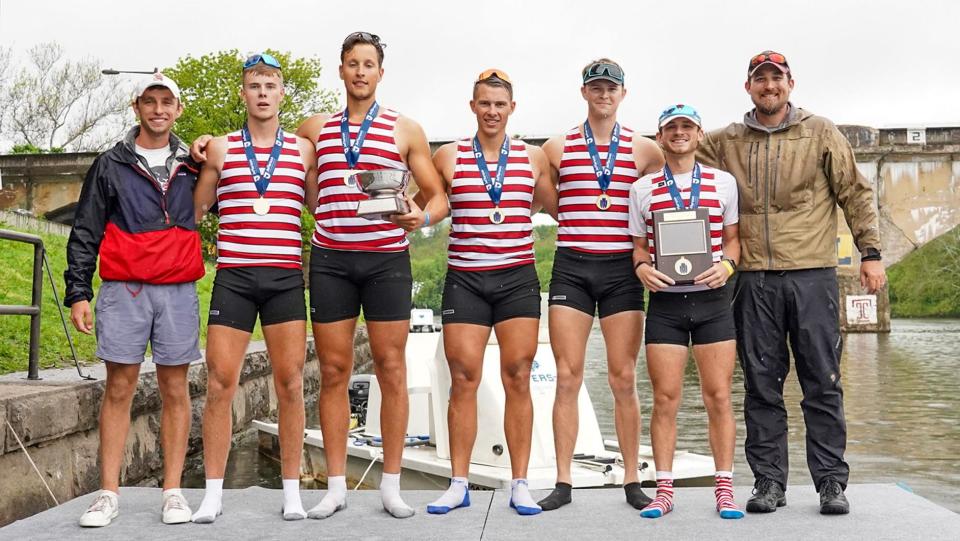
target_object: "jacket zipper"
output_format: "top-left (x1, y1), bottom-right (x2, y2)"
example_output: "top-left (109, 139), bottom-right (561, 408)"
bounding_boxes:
top-left (133, 162), bottom-right (189, 225)
top-left (764, 134), bottom-right (773, 268)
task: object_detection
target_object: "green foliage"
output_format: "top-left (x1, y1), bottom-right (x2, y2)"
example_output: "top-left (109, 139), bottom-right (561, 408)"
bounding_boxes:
top-left (888, 225), bottom-right (960, 317)
top-left (409, 223), bottom-right (450, 310)
top-left (533, 225), bottom-right (558, 290)
top-left (10, 143), bottom-right (64, 154)
top-left (407, 221), bottom-right (558, 311)
top-left (163, 49), bottom-right (339, 145)
top-left (0, 224), bottom-right (262, 375)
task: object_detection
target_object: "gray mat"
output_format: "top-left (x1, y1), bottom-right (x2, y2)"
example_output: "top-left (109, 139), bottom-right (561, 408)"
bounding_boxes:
top-left (3, 484), bottom-right (957, 540)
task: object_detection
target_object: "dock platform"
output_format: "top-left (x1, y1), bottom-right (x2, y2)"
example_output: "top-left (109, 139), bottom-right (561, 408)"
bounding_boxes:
top-left (2, 484), bottom-right (956, 540)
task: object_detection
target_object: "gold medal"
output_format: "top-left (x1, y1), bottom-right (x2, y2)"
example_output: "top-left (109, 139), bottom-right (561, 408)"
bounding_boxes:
top-left (253, 197), bottom-right (270, 216)
top-left (489, 207), bottom-right (505, 224)
top-left (596, 193), bottom-right (612, 210)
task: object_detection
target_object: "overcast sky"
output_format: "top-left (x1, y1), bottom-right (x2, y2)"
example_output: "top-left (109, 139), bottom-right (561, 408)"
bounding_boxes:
top-left (2, 0), bottom-right (959, 140)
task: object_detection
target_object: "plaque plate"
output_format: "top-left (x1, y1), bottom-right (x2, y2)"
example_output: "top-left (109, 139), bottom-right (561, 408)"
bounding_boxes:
top-left (652, 207), bottom-right (712, 284)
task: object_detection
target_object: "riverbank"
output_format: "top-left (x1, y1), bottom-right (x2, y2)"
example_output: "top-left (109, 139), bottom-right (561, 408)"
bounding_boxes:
top-left (888, 225), bottom-right (960, 317)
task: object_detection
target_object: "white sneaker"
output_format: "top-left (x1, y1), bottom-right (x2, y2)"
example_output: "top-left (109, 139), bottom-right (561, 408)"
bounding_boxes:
top-left (162, 490), bottom-right (193, 524)
top-left (78, 490), bottom-right (119, 527)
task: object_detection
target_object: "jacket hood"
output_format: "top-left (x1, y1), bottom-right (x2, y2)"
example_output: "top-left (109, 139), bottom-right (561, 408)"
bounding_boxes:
top-left (743, 104), bottom-right (814, 133)
top-left (108, 126), bottom-right (189, 164)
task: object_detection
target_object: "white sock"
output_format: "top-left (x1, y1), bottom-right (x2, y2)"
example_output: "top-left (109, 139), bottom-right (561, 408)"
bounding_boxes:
top-left (380, 472), bottom-right (415, 518)
top-left (307, 476), bottom-right (347, 519)
top-left (191, 479), bottom-right (223, 523)
top-left (282, 478), bottom-right (306, 520)
top-left (427, 477), bottom-right (469, 511)
top-left (510, 479), bottom-right (541, 511)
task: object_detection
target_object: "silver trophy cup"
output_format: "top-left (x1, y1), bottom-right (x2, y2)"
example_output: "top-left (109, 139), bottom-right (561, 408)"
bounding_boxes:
top-left (350, 170), bottom-right (411, 217)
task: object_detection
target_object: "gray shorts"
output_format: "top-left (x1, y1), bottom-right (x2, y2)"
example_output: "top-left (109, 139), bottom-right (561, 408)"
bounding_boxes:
top-left (94, 281), bottom-right (201, 365)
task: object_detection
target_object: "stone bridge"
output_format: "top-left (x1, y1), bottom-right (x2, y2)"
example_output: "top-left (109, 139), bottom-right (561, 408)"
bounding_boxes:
top-left (1, 126), bottom-right (957, 267)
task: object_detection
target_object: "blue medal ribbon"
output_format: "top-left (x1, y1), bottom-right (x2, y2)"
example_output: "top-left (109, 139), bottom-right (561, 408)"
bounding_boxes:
top-left (240, 124), bottom-right (285, 197)
top-left (340, 101), bottom-right (380, 168)
top-left (582, 121), bottom-right (621, 195)
top-left (662, 162), bottom-right (702, 210)
top-left (472, 134), bottom-right (511, 209)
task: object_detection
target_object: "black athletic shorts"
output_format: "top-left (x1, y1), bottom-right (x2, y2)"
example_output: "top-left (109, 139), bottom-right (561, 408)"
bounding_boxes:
top-left (548, 247), bottom-right (645, 318)
top-left (309, 246), bottom-right (412, 323)
top-left (645, 285), bottom-right (736, 346)
top-left (441, 264), bottom-right (541, 326)
top-left (208, 266), bottom-right (306, 332)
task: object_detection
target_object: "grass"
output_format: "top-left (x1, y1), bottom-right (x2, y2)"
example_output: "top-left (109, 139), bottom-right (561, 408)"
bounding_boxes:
top-left (888, 225), bottom-right (960, 318)
top-left (0, 223), bottom-right (263, 374)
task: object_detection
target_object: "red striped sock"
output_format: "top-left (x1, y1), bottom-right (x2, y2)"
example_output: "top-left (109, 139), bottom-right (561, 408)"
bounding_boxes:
top-left (640, 477), bottom-right (674, 518)
top-left (714, 473), bottom-right (742, 517)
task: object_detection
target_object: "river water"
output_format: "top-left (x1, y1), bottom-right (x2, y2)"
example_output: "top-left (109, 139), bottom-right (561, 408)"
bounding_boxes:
top-left (186, 318), bottom-right (960, 512)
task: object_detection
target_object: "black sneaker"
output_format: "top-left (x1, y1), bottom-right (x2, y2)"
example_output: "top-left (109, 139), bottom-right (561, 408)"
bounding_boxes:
top-left (819, 478), bottom-right (850, 515)
top-left (746, 477), bottom-right (786, 513)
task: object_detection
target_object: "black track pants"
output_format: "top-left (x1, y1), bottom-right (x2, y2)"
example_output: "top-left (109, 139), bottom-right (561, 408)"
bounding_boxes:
top-left (733, 269), bottom-right (849, 491)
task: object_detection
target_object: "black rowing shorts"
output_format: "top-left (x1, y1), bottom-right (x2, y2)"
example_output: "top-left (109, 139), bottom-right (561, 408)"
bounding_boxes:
top-left (208, 266), bottom-right (306, 332)
top-left (309, 246), bottom-right (412, 323)
top-left (548, 247), bottom-right (645, 318)
top-left (441, 264), bottom-right (541, 326)
top-left (645, 285), bottom-right (735, 346)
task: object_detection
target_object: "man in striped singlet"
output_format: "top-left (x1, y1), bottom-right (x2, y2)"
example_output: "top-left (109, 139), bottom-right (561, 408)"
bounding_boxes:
top-left (538, 59), bottom-right (664, 512)
top-left (627, 104), bottom-right (742, 519)
top-left (424, 69), bottom-right (554, 517)
top-left (190, 54), bottom-right (319, 523)
top-left (295, 32), bottom-right (448, 519)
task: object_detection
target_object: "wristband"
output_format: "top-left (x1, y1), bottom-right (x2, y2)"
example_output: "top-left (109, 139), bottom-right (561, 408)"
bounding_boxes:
top-left (423, 211), bottom-right (431, 227)
top-left (721, 259), bottom-right (736, 277)
top-left (634, 260), bottom-right (651, 271)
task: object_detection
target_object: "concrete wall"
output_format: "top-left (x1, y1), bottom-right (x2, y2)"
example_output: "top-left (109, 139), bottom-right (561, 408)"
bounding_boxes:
top-left (0, 331), bottom-right (373, 527)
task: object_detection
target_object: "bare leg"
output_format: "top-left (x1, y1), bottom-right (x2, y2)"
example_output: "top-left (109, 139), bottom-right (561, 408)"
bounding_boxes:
top-left (312, 318), bottom-right (357, 477)
top-left (99, 362), bottom-right (142, 493)
top-left (692, 340), bottom-right (737, 472)
top-left (155, 363), bottom-right (191, 490)
top-left (442, 323), bottom-right (491, 478)
top-left (366, 319), bottom-right (411, 475)
top-left (494, 317), bottom-right (539, 480)
top-left (547, 305), bottom-right (593, 484)
top-left (368, 319), bottom-right (415, 518)
top-left (598, 310), bottom-right (644, 484)
top-left (645, 343), bottom-right (688, 473)
top-left (200, 325), bottom-right (251, 479)
top-left (192, 325), bottom-right (250, 522)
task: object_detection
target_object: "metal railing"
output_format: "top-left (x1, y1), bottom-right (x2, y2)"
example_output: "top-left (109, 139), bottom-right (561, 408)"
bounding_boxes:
top-left (0, 229), bottom-right (45, 379)
top-left (0, 228), bottom-right (93, 380)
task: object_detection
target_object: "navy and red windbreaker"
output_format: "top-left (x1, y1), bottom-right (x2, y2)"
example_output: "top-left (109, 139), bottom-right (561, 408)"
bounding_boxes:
top-left (63, 127), bottom-right (205, 306)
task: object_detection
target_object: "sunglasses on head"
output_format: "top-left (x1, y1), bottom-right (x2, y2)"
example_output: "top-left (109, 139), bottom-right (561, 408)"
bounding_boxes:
top-left (476, 68), bottom-right (512, 84)
top-left (582, 62), bottom-right (624, 84)
top-left (343, 31), bottom-right (386, 49)
top-left (749, 51), bottom-right (788, 68)
top-left (243, 53), bottom-right (282, 71)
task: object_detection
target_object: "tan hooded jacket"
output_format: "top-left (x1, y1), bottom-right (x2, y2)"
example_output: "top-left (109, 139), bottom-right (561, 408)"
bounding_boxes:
top-left (698, 106), bottom-right (881, 271)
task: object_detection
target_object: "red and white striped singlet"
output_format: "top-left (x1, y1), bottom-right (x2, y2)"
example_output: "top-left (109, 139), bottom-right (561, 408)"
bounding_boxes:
top-left (644, 166), bottom-right (725, 262)
top-left (216, 131), bottom-right (306, 269)
top-left (447, 139), bottom-right (535, 271)
top-left (556, 125), bottom-right (640, 253)
top-left (312, 108), bottom-right (409, 252)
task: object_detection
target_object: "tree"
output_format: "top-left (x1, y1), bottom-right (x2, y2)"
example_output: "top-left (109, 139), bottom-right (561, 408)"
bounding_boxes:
top-left (162, 49), bottom-right (339, 145)
top-left (0, 42), bottom-right (129, 152)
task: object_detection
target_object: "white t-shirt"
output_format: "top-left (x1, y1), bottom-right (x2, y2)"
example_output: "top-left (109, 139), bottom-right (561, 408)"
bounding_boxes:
top-left (628, 165), bottom-right (739, 293)
top-left (628, 168), bottom-right (739, 234)
top-left (135, 144), bottom-right (173, 193)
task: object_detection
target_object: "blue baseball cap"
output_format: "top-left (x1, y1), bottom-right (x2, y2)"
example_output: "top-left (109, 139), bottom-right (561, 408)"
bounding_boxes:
top-left (658, 104), bottom-right (702, 128)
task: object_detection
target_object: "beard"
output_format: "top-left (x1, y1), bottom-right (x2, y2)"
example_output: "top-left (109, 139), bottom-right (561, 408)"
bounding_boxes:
top-left (755, 96), bottom-right (787, 117)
